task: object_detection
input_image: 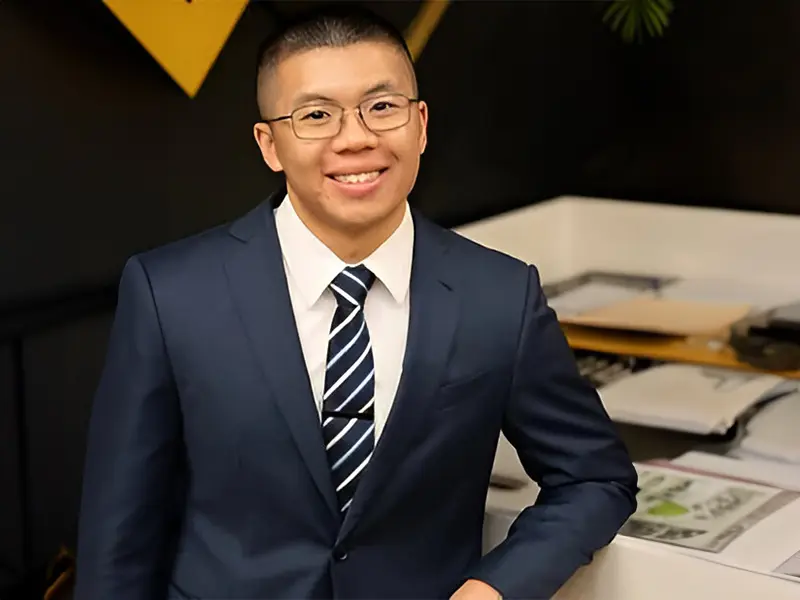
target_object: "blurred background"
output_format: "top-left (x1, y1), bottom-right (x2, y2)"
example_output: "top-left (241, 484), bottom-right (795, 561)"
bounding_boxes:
top-left (3, 0), bottom-right (800, 597)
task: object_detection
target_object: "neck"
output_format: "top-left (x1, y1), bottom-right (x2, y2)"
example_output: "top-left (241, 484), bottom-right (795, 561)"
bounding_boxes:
top-left (290, 198), bottom-right (406, 264)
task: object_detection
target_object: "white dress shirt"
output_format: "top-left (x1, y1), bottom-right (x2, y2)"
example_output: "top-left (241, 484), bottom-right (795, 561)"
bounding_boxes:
top-left (274, 196), bottom-right (413, 441)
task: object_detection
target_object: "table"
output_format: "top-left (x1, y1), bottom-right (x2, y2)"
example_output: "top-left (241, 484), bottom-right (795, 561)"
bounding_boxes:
top-left (457, 196), bottom-right (800, 599)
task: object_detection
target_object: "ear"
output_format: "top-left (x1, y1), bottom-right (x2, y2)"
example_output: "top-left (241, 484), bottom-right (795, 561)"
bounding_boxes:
top-left (416, 101), bottom-right (429, 155)
top-left (253, 122), bottom-right (284, 172)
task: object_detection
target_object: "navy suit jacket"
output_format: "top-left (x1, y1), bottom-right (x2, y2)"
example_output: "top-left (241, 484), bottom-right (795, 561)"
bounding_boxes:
top-left (75, 191), bottom-right (638, 600)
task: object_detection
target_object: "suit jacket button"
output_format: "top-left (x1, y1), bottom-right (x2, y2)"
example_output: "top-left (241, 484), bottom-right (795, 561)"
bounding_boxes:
top-left (333, 547), bottom-right (348, 561)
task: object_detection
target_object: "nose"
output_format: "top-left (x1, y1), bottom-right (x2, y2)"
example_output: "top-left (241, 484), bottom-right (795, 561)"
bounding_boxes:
top-left (330, 109), bottom-right (379, 153)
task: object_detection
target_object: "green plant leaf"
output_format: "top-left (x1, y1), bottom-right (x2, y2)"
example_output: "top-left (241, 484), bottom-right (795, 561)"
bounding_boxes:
top-left (655, 0), bottom-right (675, 13)
top-left (611, 5), bottom-right (630, 32)
top-left (603, 1), bottom-right (628, 32)
top-left (647, 6), bottom-right (666, 35)
top-left (647, 11), bottom-right (660, 36)
top-left (603, 2), bottom-right (626, 28)
top-left (602, 1), bottom-right (625, 23)
top-left (603, 0), bottom-right (674, 43)
top-left (650, 2), bottom-right (669, 27)
top-left (622, 10), bottom-right (638, 43)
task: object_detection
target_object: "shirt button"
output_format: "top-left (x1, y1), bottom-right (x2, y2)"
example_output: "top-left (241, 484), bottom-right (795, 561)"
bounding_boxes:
top-left (333, 547), bottom-right (348, 561)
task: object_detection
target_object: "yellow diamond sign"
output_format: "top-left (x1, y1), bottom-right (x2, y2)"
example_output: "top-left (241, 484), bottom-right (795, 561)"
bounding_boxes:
top-left (103, 0), bottom-right (249, 98)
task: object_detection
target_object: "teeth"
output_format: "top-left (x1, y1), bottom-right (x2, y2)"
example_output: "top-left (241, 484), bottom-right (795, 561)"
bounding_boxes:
top-left (333, 170), bottom-right (381, 184)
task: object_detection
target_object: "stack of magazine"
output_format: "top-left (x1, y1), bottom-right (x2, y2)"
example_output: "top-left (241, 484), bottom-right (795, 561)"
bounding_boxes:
top-left (621, 452), bottom-right (800, 584)
top-left (574, 349), bottom-right (796, 435)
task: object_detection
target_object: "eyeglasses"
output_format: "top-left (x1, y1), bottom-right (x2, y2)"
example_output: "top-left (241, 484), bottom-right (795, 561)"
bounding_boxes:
top-left (260, 93), bottom-right (420, 140)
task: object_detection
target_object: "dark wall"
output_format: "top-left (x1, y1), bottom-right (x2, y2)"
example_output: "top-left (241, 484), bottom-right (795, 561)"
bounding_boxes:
top-left (1, 0), bottom-right (277, 307)
top-left (22, 314), bottom-right (113, 575)
top-left (580, 0), bottom-right (800, 214)
top-left (379, 0), bottom-right (629, 226)
top-left (0, 344), bottom-right (23, 588)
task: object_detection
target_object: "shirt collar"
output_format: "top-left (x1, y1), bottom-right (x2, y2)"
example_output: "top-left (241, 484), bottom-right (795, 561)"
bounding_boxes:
top-left (274, 194), bottom-right (414, 308)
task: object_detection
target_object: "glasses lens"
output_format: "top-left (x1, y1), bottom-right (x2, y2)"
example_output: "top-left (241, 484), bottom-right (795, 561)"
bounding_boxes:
top-left (361, 94), bottom-right (411, 132)
top-left (291, 104), bottom-right (343, 139)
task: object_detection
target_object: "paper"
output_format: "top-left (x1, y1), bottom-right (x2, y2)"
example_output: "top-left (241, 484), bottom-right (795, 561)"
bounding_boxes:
top-left (776, 551), bottom-right (800, 578)
top-left (544, 270), bottom-right (677, 298)
top-left (661, 278), bottom-right (800, 312)
top-left (596, 363), bottom-right (787, 434)
top-left (671, 451), bottom-right (800, 492)
top-left (621, 461), bottom-right (800, 585)
top-left (731, 391), bottom-right (800, 464)
top-left (561, 296), bottom-right (752, 336)
top-left (548, 282), bottom-right (649, 317)
top-left (622, 464), bottom-right (798, 553)
top-left (485, 458), bottom-right (800, 592)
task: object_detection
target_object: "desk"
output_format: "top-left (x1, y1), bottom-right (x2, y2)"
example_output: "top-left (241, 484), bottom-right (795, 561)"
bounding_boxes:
top-left (457, 196), bottom-right (800, 376)
top-left (483, 487), bottom-right (800, 599)
top-left (459, 195), bottom-right (800, 461)
top-left (554, 537), bottom-right (800, 600)
top-left (455, 196), bottom-right (800, 288)
top-left (458, 196), bottom-right (800, 598)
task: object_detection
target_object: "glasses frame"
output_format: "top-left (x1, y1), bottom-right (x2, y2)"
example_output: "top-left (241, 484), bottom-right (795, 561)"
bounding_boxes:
top-left (259, 93), bottom-right (421, 140)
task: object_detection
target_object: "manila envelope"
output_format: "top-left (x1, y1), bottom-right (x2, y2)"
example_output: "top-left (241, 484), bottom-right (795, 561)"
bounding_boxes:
top-left (559, 296), bottom-right (752, 337)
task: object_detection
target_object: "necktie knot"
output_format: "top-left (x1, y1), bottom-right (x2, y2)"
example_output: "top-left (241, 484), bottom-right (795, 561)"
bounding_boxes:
top-left (330, 265), bottom-right (375, 309)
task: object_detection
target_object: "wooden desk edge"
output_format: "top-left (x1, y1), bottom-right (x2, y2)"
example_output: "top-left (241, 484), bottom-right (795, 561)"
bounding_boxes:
top-left (561, 324), bottom-right (800, 380)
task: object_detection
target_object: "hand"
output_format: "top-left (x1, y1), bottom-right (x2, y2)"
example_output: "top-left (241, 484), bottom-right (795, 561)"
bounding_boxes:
top-left (450, 579), bottom-right (502, 600)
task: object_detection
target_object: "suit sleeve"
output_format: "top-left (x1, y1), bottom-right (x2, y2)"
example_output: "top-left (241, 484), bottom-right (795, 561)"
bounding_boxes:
top-left (467, 265), bottom-right (639, 599)
top-left (74, 256), bottom-right (184, 600)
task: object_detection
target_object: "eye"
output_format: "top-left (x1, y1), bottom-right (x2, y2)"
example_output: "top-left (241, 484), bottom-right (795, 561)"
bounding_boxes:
top-left (369, 101), bottom-right (398, 113)
top-left (297, 108), bottom-right (331, 121)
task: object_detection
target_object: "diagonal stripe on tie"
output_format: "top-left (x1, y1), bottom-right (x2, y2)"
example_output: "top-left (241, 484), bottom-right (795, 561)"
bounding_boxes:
top-left (322, 265), bottom-right (376, 513)
top-left (327, 318), bottom-right (366, 370)
top-left (323, 339), bottom-right (372, 401)
top-left (329, 304), bottom-right (360, 340)
top-left (331, 423), bottom-right (374, 471)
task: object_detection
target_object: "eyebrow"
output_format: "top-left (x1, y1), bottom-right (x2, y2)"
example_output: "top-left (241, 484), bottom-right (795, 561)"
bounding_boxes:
top-left (291, 81), bottom-right (401, 107)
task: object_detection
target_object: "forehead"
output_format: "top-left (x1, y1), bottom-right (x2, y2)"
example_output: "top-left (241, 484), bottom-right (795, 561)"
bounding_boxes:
top-left (272, 41), bottom-right (415, 108)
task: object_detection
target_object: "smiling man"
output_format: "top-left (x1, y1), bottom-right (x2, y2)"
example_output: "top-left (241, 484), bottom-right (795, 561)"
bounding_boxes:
top-left (74, 5), bottom-right (638, 600)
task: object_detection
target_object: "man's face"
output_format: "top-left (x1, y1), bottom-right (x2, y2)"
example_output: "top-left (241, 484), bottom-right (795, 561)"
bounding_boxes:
top-left (254, 41), bottom-right (428, 235)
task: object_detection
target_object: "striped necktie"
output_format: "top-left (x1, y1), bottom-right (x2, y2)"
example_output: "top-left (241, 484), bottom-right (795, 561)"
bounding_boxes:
top-left (322, 265), bottom-right (376, 514)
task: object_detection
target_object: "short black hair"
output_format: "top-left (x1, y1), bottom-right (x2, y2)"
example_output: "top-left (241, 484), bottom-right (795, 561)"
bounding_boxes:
top-left (255, 4), bottom-right (417, 117)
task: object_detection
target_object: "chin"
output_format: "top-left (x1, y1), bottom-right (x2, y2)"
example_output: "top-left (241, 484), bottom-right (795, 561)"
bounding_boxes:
top-left (327, 191), bottom-right (403, 226)
top-left (332, 206), bottom-right (391, 232)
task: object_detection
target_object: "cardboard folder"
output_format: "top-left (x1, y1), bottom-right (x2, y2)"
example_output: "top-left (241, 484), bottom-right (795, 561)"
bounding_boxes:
top-left (559, 296), bottom-right (752, 337)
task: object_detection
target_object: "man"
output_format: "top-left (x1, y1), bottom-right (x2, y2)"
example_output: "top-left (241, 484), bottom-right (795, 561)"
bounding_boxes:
top-left (75, 5), bottom-right (638, 599)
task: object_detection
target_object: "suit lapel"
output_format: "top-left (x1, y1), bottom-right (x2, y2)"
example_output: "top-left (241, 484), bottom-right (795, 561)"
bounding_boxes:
top-left (338, 212), bottom-right (460, 540)
top-left (223, 194), bottom-right (340, 521)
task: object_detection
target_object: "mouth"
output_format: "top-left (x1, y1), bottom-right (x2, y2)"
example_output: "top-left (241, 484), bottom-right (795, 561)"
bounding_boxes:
top-left (325, 168), bottom-right (389, 199)
top-left (327, 169), bottom-right (387, 184)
